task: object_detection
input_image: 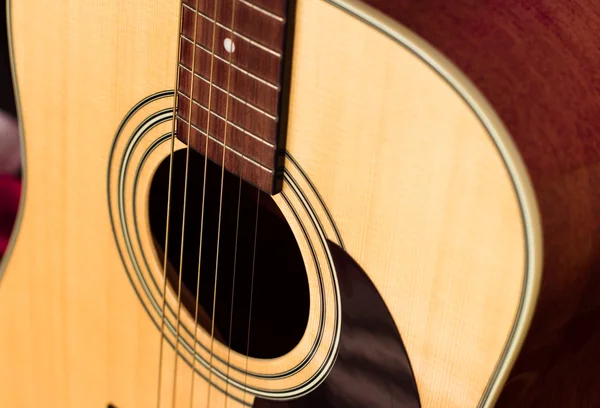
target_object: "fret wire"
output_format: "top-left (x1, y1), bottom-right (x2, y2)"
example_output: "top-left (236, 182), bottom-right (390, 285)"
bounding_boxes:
top-left (177, 115), bottom-right (274, 173)
top-left (182, 2), bottom-right (282, 57)
top-left (179, 64), bottom-right (278, 121)
top-left (178, 91), bottom-right (275, 148)
top-left (181, 34), bottom-right (280, 90)
top-left (238, 0), bottom-right (285, 22)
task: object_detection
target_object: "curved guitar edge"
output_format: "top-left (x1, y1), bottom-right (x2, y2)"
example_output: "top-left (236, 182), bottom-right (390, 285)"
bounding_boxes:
top-left (265, 1), bottom-right (544, 406)
top-left (0, 0), bottom-right (27, 287)
top-left (253, 240), bottom-right (421, 408)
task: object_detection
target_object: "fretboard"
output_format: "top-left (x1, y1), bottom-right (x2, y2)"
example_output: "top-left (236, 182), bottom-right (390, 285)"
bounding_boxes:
top-left (175, 0), bottom-right (293, 194)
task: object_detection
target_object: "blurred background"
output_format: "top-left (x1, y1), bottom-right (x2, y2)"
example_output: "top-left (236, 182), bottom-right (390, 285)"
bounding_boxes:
top-left (0, 0), bottom-right (21, 260)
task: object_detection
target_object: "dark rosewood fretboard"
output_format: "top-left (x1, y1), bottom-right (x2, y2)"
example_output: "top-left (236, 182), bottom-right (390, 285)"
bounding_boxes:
top-left (175, 0), bottom-right (294, 194)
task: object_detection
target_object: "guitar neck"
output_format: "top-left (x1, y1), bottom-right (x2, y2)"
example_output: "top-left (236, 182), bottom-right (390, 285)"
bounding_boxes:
top-left (175, 0), bottom-right (294, 194)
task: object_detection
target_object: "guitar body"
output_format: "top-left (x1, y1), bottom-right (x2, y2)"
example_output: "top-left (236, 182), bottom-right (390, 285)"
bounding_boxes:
top-left (1, 0), bottom-right (598, 407)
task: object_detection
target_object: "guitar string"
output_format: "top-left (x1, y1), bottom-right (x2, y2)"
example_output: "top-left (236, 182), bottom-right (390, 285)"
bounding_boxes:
top-left (242, 191), bottom-right (261, 403)
top-left (241, 1), bottom-right (285, 400)
top-left (223, 1), bottom-right (250, 403)
top-left (205, 0), bottom-right (239, 405)
top-left (156, 3), bottom-right (185, 407)
top-left (223, 178), bottom-right (242, 407)
top-left (170, 0), bottom-right (205, 406)
top-left (231, 1), bottom-right (278, 402)
top-left (188, 0), bottom-right (222, 406)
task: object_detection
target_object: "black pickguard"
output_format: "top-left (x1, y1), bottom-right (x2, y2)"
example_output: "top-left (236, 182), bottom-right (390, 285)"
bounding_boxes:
top-left (254, 240), bottom-right (421, 408)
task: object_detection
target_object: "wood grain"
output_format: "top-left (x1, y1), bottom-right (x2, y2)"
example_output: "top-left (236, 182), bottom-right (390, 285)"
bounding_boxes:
top-left (1, 0), bottom-right (545, 407)
top-left (175, 116), bottom-right (275, 191)
top-left (183, 0), bottom-right (286, 52)
top-left (177, 0), bottom-right (291, 194)
top-left (178, 66), bottom-right (278, 141)
top-left (178, 39), bottom-right (279, 115)
top-left (181, 5), bottom-right (282, 84)
top-left (176, 93), bottom-right (274, 167)
top-left (248, 0), bottom-right (287, 17)
top-left (359, 0), bottom-right (600, 406)
top-left (282, 2), bottom-right (529, 406)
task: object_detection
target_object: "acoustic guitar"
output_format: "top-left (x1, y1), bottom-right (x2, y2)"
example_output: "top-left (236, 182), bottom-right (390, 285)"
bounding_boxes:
top-left (2, 0), bottom-right (599, 407)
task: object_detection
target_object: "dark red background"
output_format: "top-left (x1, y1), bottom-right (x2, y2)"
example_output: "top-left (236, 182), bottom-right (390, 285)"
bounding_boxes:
top-left (0, 0), bottom-right (19, 258)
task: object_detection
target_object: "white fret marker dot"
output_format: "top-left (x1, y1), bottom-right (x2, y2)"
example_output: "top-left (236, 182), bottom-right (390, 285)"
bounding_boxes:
top-left (224, 38), bottom-right (235, 53)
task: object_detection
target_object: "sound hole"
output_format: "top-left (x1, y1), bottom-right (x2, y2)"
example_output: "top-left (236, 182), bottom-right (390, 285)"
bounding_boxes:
top-left (148, 149), bottom-right (310, 359)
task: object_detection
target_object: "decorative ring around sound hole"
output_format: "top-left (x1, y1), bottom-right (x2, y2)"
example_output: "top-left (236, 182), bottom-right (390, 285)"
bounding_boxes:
top-left (107, 91), bottom-right (343, 402)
